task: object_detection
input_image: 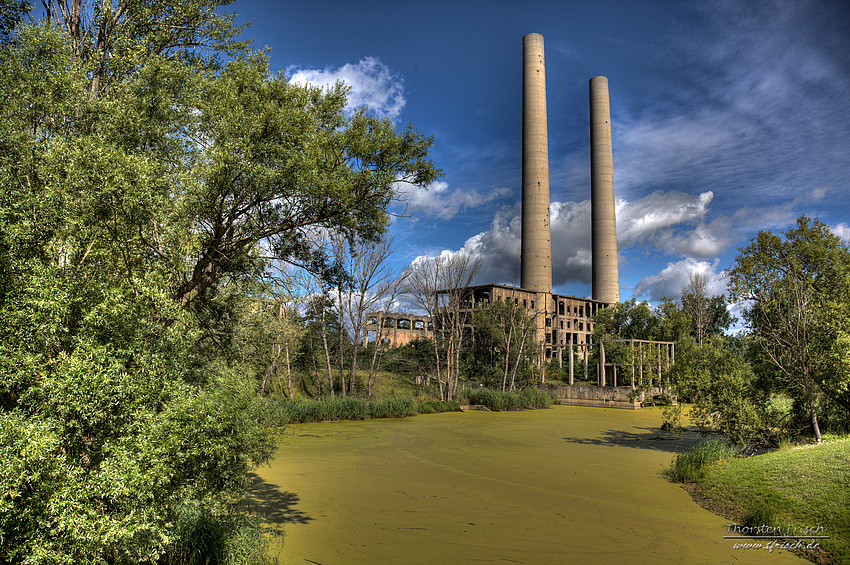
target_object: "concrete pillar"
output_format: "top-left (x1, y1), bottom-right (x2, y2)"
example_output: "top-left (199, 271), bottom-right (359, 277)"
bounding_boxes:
top-left (589, 76), bottom-right (620, 304)
top-left (521, 33), bottom-right (552, 294)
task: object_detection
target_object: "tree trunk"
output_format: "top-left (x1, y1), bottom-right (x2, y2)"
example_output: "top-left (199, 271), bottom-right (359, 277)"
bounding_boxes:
top-left (259, 342), bottom-right (283, 397)
top-left (285, 341), bottom-right (294, 398)
top-left (805, 375), bottom-right (822, 443)
top-left (349, 324), bottom-right (360, 397)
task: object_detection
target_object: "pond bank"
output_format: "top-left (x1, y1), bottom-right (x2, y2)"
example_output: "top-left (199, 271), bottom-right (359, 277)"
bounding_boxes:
top-left (247, 405), bottom-right (807, 564)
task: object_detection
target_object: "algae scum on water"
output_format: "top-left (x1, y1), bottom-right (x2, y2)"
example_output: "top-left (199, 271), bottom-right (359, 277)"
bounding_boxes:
top-left (247, 406), bottom-right (811, 565)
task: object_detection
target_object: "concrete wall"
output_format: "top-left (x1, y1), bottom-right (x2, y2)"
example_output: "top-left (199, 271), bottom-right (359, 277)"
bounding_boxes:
top-left (543, 384), bottom-right (671, 409)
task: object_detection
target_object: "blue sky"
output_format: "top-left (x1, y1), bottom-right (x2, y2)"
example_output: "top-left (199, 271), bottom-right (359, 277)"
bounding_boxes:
top-left (232, 0), bottom-right (850, 304)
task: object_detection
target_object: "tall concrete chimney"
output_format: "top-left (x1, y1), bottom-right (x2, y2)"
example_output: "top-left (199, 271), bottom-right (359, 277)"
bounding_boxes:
top-left (589, 76), bottom-right (619, 304)
top-left (521, 33), bottom-right (552, 294)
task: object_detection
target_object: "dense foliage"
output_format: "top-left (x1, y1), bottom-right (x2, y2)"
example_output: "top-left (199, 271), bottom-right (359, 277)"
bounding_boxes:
top-left (591, 224), bottom-right (850, 446)
top-left (0, 1), bottom-right (439, 561)
top-left (730, 216), bottom-right (850, 441)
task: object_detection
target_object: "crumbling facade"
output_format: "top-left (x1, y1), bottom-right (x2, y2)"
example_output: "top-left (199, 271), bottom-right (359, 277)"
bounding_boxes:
top-left (368, 34), bottom-right (622, 374)
top-left (363, 311), bottom-right (433, 348)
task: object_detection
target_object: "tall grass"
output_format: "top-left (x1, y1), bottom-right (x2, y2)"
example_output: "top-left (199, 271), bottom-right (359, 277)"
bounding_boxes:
top-left (368, 396), bottom-right (418, 419)
top-left (666, 439), bottom-right (740, 483)
top-left (465, 387), bottom-right (554, 411)
top-left (272, 389), bottom-right (552, 423)
top-left (165, 505), bottom-right (273, 565)
top-left (274, 396), bottom-right (422, 423)
top-left (417, 400), bottom-right (462, 414)
top-left (274, 397), bottom-right (367, 423)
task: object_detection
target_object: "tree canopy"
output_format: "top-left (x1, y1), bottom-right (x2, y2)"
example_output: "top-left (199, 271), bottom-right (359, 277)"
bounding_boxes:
top-left (729, 216), bottom-right (850, 440)
top-left (0, 3), bottom-right (440, 561)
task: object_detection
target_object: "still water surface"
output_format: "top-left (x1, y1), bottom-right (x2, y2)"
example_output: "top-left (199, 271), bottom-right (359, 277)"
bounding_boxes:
top-left (247, 405), bottom-right (806, 564)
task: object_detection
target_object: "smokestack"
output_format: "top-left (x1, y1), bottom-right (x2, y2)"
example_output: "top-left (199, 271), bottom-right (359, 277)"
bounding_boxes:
top-left (521, 33), bottom-right (552, 294)
top-left (589, 76), bottom-right (620, 304)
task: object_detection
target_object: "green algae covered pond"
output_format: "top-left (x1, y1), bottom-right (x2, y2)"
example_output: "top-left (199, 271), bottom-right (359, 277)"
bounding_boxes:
top-left (247, 405), bottom-right (807, 564)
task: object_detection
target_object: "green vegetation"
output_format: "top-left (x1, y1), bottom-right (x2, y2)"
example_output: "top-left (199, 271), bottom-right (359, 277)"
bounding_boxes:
top-left (464, 387), bottom-right (555, 411)
top-left (416, 399), bottom-right (463, 414)
top-left (666, 439), bottom-right (740, 483)
top-left (0, 2), bottom-right (438, 562)
top-left (2, 0), bottom-right (847, 562)
top-left (668, 437), bottom-right (850, 564)
top-left (593, 218), bottom-right (850, 447)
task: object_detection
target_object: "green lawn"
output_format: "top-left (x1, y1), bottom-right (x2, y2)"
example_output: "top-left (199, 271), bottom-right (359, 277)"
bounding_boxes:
top-left (692, 438), bottom-right (850, 564)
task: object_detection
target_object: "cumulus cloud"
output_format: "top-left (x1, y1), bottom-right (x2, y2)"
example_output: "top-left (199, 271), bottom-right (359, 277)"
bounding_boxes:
top-left (617, 191), bottom-right (713, 248)
top-left (288, 57), bottom-right (406, 120)
top-left (411, 189), bottom-right (721, 290)
top-left (832, 223), bottom-right (850, 243)
top-left (400, 181), bottom-right (511, 221)
top-left (633, 258), bottom-right (728, 302)
top-left (405, 181), bottom-right (835, 302)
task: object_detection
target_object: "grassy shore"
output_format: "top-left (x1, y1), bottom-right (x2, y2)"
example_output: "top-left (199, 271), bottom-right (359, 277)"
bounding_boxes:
top-left (670, 437), bottom-right (850, 564)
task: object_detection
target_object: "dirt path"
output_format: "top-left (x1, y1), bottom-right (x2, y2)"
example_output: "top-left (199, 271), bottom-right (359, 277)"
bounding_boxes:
top-left (247, 405), bottom-right (807, 564)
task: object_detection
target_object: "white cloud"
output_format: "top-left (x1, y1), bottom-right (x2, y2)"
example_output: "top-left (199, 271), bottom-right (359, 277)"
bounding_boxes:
top-left (616, 191), bottom-right (713, 248)
top-left (288, 57), bottom-right (406, 120)
top-left (633, 258), bottom-right (728, 302)
top-left (832, 222), bottom-right (850, 243)
top-left (411, 189), bottom-right (721, 289)
top-left (400, 181), bottom-right (511, 221)
top-left (405, 180), bottom-right (839, 301)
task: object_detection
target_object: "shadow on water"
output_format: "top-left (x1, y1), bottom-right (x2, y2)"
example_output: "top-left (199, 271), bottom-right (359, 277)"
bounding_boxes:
top-left (244, 472), bottom-right (314, 526)
top-left (562, 427), bottom-right (705, 453)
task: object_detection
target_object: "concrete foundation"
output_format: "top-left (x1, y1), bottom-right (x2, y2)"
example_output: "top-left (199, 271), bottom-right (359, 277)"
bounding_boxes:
top-left (544, 385), bottom-right (672, 409)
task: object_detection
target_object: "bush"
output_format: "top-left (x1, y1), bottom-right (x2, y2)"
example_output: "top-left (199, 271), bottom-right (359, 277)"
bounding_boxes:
top-left (667, 439), bottom-right (739, 483)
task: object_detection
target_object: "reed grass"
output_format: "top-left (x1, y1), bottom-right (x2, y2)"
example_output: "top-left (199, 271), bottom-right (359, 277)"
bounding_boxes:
top-left (666, 439), bottom-right (739, 483)
top-left (464, 387), bottom-right (554, 411)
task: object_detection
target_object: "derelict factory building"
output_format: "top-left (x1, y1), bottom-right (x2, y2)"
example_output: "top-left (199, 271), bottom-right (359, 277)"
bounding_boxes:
top-left (367, 33), bottom-right (620, 364)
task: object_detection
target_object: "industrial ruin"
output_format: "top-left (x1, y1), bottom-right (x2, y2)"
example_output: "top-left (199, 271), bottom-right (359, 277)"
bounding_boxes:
top-left (366, 33), bottom-right (672, 396)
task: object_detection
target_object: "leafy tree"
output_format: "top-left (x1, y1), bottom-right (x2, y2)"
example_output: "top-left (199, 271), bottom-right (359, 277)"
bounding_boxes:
top-left (0, 6), bottom-right (440, 561)
top-left (0, 0), bottom-right (27, 44)
top-left (654, 297), bottom-right (693, 343)
top-left (729, 216), bottom-right (850, 441)
top-left (706, 294), bottom-right (735, 337)
top-left (592, 298), bottom-right (659, 341)
top-left (464, 298), bottom-right (537, 392)
top-left (40, 0), bottom-right (247, 97)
